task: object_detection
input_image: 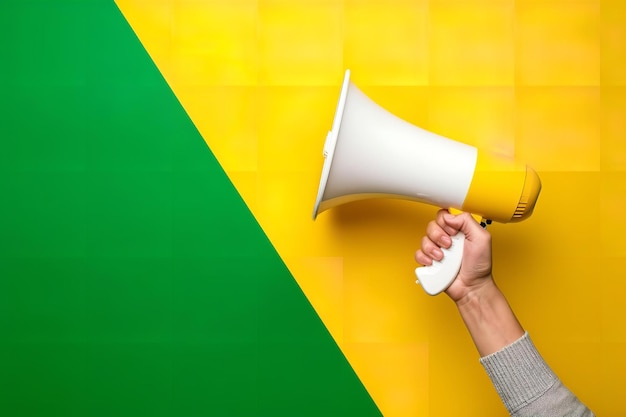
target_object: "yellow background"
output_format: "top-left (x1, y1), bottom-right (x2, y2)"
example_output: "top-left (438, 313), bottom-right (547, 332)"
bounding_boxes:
top-left (115, 0), bottom-right (625, 415)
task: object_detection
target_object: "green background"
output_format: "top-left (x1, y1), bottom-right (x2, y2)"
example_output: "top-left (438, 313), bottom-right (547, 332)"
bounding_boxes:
top-left (0, 1), bottom-right (380, 415)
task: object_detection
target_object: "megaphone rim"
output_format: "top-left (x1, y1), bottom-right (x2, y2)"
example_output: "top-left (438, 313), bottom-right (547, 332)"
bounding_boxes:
top-left (313, 69), bottom-right (352, 219)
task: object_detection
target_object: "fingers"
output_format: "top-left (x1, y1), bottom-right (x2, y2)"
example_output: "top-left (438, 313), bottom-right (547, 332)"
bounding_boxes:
top-left (439, 210), bottom-right (478, 234)
top-left (435, 209), bottom-right (459, 236)
top-left (417, 209), bottom-right (493, 271)
top-left (415, 217), bottom-right (452, 265)
top-left (415, 242), bottom-right (442, 265)
top-left (415, 249), bottom-right (433, 266)
top-left (440, 210), bottom-right (490, 243)
top-left (427, 220), bottom-right (452, 248)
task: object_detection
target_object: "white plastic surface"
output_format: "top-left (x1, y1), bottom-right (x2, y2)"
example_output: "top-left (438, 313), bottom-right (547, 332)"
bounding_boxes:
top-left (313, 69), bottom-right (352, 219)
top-left (415, 232), bottom-right (465, 296)
top-left (313, 69), bottom-right (478, 217)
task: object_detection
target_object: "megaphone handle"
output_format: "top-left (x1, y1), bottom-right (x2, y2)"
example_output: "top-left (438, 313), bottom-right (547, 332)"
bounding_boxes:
top-left (415, 232), bottom-right (465, 296)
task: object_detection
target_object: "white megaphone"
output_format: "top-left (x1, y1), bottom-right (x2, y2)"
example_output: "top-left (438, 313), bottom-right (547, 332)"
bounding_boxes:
top-left (313, 70), bottom-right (541, 296)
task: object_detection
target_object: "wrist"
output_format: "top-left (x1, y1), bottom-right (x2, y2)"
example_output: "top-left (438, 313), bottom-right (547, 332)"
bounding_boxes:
top-left (453, 276), bottom-right (497, 308)
top-left (455, 278), bottom-right (525, 357)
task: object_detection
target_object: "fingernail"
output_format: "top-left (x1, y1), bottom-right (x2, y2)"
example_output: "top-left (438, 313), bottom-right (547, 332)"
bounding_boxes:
top-left (434, 248), bottom-right (443, 259)
top-left (441, 235), bottom-right (451, 245)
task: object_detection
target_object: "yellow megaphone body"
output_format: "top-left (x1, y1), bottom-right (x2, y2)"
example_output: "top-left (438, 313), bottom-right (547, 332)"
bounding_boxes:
top-left (313, 70), bottom-right (541, 295)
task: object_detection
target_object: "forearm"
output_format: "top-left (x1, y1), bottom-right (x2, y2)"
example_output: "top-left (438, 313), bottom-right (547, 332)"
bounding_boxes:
top-left (456, 278), bottom-right (594, 416)
top-left (455, 278), bottom-right (524, 357)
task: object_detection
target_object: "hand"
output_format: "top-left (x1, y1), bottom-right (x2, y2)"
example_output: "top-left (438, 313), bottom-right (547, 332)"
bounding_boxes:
top-left (415, 209), bottom-right (494, 304)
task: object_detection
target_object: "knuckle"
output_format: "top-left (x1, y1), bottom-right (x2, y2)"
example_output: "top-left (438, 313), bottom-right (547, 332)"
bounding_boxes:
top-left (415, 250), bottom-right (430, 265)
top-left (427, 223), bottom-right (444, 240)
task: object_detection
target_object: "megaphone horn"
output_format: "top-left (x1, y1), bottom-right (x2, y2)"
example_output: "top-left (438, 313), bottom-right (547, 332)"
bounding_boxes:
top-left (313, 69), bottom-right (541, 296)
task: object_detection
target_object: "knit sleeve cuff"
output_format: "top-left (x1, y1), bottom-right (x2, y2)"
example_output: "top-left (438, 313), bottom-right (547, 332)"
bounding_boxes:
top-left (479, 332), bottom-right (558, 414)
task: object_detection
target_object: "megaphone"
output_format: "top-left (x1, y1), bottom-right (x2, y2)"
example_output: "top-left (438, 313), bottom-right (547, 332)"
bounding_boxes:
top-left (313, 70), bottom-right (541, 296)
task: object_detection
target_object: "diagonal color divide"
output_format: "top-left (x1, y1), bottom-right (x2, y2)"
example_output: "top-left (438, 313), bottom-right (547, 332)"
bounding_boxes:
top-left (116, 1), bottom-right (626, 416)
top-left (114, 1), bottom-right (434, 415)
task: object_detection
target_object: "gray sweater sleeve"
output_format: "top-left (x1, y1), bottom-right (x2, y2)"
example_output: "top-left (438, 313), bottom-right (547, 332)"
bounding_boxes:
top-left (479, 332), bottom-right (594, 417)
